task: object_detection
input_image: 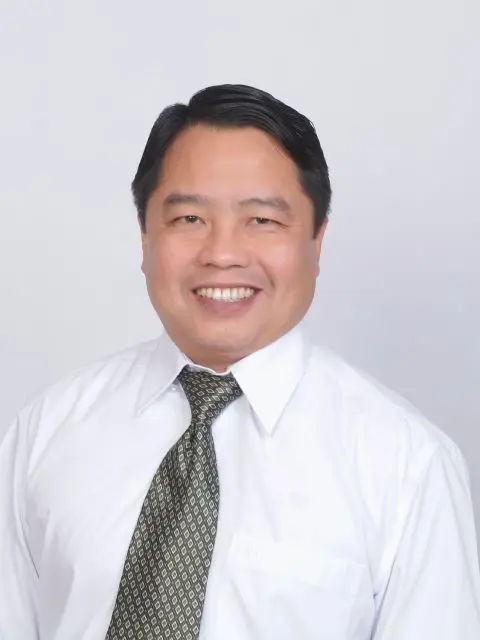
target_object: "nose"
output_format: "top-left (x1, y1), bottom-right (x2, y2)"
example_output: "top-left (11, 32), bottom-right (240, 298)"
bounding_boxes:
top-left (197, 221), bottom-right (250, 269)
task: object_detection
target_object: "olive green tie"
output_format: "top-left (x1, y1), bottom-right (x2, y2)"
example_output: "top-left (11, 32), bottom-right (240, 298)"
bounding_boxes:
top-left (105, 367), bottom-right (243, 640)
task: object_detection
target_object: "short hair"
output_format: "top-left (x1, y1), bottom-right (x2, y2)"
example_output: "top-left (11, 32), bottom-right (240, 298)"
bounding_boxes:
top-left (132, 84), bottom-right (332, 237)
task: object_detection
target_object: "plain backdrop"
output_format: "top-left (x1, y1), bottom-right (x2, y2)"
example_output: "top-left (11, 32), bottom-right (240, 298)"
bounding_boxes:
top-left (1, 1), bottom-right (479, 537)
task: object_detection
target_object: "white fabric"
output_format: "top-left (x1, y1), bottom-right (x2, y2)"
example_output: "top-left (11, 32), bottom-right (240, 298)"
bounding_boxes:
top-left (1, 323), bottom-right (479, 639)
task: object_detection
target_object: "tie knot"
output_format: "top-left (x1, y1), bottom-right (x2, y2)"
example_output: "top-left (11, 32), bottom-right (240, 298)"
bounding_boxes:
top-left (177, 367), bottom-right (243, 425)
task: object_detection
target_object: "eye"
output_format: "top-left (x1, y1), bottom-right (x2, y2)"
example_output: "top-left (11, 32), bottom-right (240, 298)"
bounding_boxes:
top-left (174, 215), bottom-right (202, 224)
top-left (252, 217), bottom-right (278, 226)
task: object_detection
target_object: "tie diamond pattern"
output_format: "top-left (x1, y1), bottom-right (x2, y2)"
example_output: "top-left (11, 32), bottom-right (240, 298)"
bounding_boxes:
top-left (105, 367), bottom-right (243, 640)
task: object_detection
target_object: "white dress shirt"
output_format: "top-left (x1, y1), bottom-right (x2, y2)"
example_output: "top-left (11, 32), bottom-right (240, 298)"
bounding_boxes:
top-left (1, 323), bottom-right (480, 640)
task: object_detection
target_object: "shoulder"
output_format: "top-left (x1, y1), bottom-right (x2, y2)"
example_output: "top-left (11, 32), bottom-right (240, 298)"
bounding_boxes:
top-left (305, 345), bottom-right (471, 543)
top-left (307, 344), bottom-right (464, 471)
top-left (35, 337), bottom-right (158, 405)
top-left (13, 338), bottom-right (160, 448)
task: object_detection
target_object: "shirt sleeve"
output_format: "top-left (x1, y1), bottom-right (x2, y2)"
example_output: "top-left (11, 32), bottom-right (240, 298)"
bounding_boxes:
top-left (372, 440), bottom-right (480, 639)
top-left (0, 416), bottom-right (38, 639)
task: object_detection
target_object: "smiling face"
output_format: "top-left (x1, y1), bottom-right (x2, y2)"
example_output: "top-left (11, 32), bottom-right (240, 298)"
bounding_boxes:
top-left (141, 124), bottom-right (327, 371)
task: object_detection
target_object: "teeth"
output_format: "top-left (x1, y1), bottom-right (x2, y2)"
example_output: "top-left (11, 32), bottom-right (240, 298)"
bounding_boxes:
top-left (195, 287), bottom-right (256, 302)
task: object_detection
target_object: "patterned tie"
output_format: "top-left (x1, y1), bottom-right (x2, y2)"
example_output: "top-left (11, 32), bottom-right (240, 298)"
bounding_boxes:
top-left (105, 367), bottom-right (243, 640)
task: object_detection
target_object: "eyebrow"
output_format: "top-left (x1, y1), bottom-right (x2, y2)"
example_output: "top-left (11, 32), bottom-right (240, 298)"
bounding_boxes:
top-left (162, 192), bottom-right (292, 216)
top-left (163, 193), bottom-right (212, 207)
top-left (237, 196), bottom-right (292, 216)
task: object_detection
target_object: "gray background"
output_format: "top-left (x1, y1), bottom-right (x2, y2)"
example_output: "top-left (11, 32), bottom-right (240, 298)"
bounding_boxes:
top-left (1, 1), bottom-right (479, 535)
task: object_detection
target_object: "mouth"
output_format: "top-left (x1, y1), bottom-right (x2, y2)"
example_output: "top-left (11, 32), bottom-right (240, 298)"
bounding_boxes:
top-left (191, 285), bottom-right (262, 317)
top-left (193, 286), bottom-right (260, 303)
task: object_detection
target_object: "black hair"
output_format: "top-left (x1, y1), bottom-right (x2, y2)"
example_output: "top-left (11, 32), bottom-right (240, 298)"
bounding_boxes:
top-left (132, 84), bottom-right (331, 237)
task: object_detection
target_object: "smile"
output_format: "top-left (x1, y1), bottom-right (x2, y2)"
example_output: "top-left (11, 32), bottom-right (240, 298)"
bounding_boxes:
top-left (194, 287), bottom-right (257, 302)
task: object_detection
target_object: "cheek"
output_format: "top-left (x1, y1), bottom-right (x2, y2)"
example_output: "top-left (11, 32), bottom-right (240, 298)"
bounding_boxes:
top-left (263, 241), bottom-right (318, 288)
top-left (143, 238), bottom-right (185, 287)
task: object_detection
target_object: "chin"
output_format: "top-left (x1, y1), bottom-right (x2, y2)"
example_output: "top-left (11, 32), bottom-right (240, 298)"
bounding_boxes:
top-left (196, 333), bottom-right (257, 357)
top-left (199, 335), bottom-right (250, 353)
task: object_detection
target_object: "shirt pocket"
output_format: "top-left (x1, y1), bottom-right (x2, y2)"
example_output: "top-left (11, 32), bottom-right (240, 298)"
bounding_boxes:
top-left (219, 533), bottom-right (369, 640)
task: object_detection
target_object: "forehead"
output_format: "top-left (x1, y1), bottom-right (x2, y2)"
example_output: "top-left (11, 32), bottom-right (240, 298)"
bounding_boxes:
top-left (158, 125), bottom-right (303, 196)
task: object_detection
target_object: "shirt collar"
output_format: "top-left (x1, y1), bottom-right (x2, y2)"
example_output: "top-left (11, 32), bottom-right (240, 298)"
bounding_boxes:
top-left (136, 322), bottom-right (311, 436)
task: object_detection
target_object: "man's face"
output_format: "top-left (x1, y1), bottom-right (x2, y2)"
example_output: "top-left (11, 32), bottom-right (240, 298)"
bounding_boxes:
top-left (141, 125), bottom-right (327, 371)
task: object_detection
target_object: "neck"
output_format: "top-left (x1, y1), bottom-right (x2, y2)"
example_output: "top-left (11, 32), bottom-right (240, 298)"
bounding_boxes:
top-left (186, 356), bottom-right (231, 374)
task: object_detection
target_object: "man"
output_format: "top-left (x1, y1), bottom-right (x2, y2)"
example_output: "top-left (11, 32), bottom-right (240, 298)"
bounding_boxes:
top-left (1, 84), bottom-right (479, 640)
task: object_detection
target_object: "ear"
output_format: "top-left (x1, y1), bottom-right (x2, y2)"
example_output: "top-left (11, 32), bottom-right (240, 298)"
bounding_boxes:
top-left (314, 219), bottom-right (328, 277)
top-left (314, 219), bottom-right (328, 255)
top-left (140, 222), bottom-right (148, 275)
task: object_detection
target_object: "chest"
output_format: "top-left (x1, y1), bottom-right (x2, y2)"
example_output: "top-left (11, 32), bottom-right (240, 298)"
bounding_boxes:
top-left (25, 396), bottom-right (376, 639)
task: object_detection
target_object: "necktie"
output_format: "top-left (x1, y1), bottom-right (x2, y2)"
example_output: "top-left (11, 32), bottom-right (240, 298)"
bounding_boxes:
top-left (105, 367), bottom-right (243, 640)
